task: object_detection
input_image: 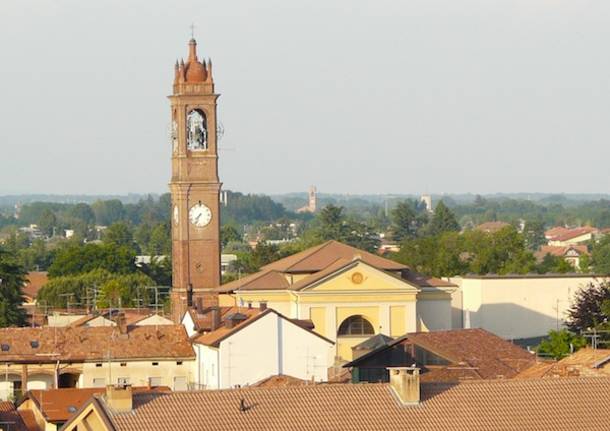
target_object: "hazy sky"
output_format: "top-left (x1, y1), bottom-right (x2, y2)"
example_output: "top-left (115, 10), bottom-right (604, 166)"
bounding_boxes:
top-left (1, 0), bottom-right (610, 196)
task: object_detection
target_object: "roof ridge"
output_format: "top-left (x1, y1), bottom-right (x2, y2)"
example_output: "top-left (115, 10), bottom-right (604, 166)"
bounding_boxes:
top-left (282, 240), bottom-right (335, 272)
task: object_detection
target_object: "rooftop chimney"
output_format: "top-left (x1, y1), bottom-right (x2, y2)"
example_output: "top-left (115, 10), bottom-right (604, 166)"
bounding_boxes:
top-left (115, 312), bottom-right (128, 335)
top-left (210, 307), bottom-right (221, 331)
top-left (195, 297), bottom-right (204, 314)
top-left (259, 301), bottom-right (268, 312)
top-left (388, 367), bottom-right (420, 405)
top-left (105, 384), bottom-right (133, 413)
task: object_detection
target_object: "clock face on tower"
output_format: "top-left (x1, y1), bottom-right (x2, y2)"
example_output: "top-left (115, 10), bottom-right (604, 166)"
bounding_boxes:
top-left (189, 203), bottom-right (212, 227)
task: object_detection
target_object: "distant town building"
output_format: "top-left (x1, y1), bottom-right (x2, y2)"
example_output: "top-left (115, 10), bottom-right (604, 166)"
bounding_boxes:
top-left (297, 186), bottom-right (317, 213)
top-left (420, 194), bottom-right (433, 213)
top-left (535, 245), bottom-right (589, 270)
top-left (475, 221), bottom-right (511, 234)
top-left (545, 226), bottom-right (599, 246)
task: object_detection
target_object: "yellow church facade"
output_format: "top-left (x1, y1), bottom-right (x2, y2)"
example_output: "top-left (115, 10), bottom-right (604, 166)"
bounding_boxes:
top-left (216, 241), bottom-right (456, 361)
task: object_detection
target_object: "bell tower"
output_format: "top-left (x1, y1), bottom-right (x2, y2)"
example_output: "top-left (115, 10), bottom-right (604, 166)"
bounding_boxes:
top-left (169, 38), bottom-right (221, 321)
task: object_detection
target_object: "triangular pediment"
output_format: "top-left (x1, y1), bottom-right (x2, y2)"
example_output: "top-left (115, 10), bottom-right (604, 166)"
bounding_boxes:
top-left (298, 260), bottom-right (420, 293)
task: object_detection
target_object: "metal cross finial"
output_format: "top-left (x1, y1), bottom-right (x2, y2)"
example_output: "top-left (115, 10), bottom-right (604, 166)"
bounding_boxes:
top-left (190, 23), bottom-right (195, 39)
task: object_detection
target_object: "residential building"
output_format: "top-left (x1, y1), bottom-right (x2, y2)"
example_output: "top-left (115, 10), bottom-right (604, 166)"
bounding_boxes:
top-left (547, 226), bottom-right (598, 246)
top-left (451, 274), bottom-right (607, 344)
top-left (534, 245), bottom-right (589, 269)
top-left (17, 386), bottom-right (170, 431)
top-left (0, 324), bottom-right (194, 400)
top-left (343, 328), bottom-right (537, 383)
top-left (61, 371), bottom-right (610, 431)
top-left (22, 271), bottom-right (48, 305)
top-left (215, 240), bottom-right (457, 361)
top-left (474, 221), bottom-right (511, 233)
top-left (190, 306), bottom-right (334, 389)
top-left (0, 401), bottom-right (29, 431)
top-left (516, 348), bottom-right (610, 379)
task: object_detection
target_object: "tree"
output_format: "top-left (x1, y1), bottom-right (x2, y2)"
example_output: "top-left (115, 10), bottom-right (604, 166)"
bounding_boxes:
top-left (103, 222), bottom-right (136, 250)
top-left (537, 329), bottom-right (586, 360)
top-left (566, 280), bottom-right (610, 333)
top-left (221, 224), bottom-right (242, 247)
top-left (48, 243), bottom-right (136, 277)
top-left (522, 220), bottom-right (546, 251)
top-left (427, 201), bottom-right (459, 235)
top-left (591, 236), bottom-right (610, 274)
top-left (37, 209), bottom-right (57, 237)
top-left (70, 203), bottom-right (95, 225)
top-left (148, 223), bottom-right (171, 255)
top-left (38, 269), bottom-right (153, 308)
top-left (536, 254), bottom-right (573, 274)
top-left (390, 201), bottom-right (422, 242)
top-left (92, 199), bottom-right (125, 225)
top-left (0, 248), bottom-right (28, 326)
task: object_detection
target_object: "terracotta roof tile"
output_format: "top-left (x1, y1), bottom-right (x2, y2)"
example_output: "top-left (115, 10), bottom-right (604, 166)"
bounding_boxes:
top-left (96, 378), bottom-right (610, 431)
top-left (261, 240), bottom-right (407, 273)
top-left (0, 325), bottom-right (194, 363)
top-left (23, 386), bottom-right (170, 423)
top-left (475, 221), bottom-right (511, 233)
top-left (535, 245), bottom-right (589, 261)
top-left (549, 227), bottom-right (598, 242)
top-left (22, 271), bottom-right (48, 301)
top-left (0, 401), bottom-right (28, 431)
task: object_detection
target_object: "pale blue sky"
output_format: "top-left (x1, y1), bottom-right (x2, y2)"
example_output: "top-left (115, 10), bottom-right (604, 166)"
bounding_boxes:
top-left (1, 0), bottom-right (609, 195)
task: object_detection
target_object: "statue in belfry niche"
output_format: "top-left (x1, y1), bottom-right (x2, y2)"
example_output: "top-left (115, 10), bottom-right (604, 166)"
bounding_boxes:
top-left (187, 109), bottom-right (207, 150)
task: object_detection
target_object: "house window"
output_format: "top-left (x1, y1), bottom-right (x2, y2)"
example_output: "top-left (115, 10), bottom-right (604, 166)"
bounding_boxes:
top-left (152, 362), bottom-right (159, 366)
top-left (176, 361), bottom-right (183, 366)
top-left (149, 377), bottom-right (162, 387)
top-left (338, 315), bottom-right (375, 336)
top-left (92, 378), bottom-right (105, 388)
top-left (117, 377), bottom-right (129, 385)
top-left (174, 376), bottom-right (187, 391)
top-left (120, 362), bottom-right (127, 367)
top-left (95, 363), bottom-right (103, 368)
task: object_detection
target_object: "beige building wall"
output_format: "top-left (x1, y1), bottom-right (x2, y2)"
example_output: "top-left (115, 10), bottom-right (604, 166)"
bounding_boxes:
top-left (80, 359), bottom-right (195, 390)
top-left (451, 275), bottom-right (605, 341)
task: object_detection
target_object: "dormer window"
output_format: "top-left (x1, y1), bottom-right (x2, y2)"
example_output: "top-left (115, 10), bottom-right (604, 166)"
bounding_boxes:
top-left (30, 340), bottom-right (39, 349)
top-left (1, 344), bottom-right (9, 352)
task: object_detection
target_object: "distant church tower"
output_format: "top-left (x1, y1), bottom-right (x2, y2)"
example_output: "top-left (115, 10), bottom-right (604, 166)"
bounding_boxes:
top-left (297, 186), bottom-right (317, 213)
top-left (169, 38), bottom-right (221, 321)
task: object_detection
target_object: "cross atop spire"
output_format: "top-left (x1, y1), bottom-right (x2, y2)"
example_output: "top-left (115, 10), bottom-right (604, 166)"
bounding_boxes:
top-left (190, 23), bottom-right (195, 40)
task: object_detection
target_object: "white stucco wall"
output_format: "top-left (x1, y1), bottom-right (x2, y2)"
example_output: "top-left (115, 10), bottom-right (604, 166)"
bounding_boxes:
top-left (452, 275), bottom-right (605, 340)
top-left (416, 294), bottom-right (452, 332)
top-left (196, 312), bottom-right (333, 389)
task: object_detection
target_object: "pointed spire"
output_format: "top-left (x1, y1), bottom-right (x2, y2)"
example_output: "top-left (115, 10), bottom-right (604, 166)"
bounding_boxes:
top-left (207, 58), bottom-right (213, 81)
top-left (188, 38), bottom-right (198, 62)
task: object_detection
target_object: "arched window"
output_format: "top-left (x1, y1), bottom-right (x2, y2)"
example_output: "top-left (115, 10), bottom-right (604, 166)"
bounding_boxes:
top-left (337, 315), bottom-right (374, 336)
top-left (186, 109), bottom-right (208, 150)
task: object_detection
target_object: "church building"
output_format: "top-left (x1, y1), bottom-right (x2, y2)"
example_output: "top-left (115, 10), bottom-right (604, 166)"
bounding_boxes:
top-left (167, 39), bottom-right (456, 360)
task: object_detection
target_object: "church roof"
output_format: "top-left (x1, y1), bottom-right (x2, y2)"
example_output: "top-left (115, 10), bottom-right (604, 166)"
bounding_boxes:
top-left (261, 240), bottom-right (407, 273)
top-left (216, 241), bottom-right (455, 293)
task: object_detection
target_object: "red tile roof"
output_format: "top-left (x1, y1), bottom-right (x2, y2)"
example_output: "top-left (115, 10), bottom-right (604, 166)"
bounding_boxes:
top-left (86, 378), bottom-right (610, 430)
top-left (549, 227), bottom-right (598, 242)
top-left (22, 386), bottom-right (170, 423)
top-left (261, 240), bottom-right (407, 273)
top-left (0, 325), bottom-right (194, 363)
top-left (475, 221), bottom-right (511, 233)
top-left (215, 241), bottom-right (455, 293)
top-left (345, 329), bottom-right (537, 381)
top-left (22, 271), bottom-right (48, 301)
top-left (535, 245), bottom-right (589, 261)
top-left (0, 401), bottom-right (28, 431)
